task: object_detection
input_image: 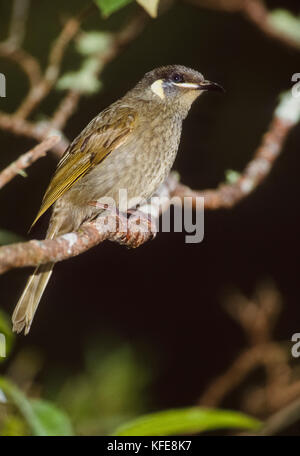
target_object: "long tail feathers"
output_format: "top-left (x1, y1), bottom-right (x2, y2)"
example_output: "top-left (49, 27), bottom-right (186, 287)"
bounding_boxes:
top-left (12, 263), bottom-right (54, 335)
top-left (12, 221), bottom-right (59, 335)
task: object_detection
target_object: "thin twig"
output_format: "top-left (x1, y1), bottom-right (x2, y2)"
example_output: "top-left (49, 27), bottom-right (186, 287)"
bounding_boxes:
top-left (102, 11), bottom-right (147, 65)
top-left (49, 12), bottom-right (148, 147)
top-left (170, 116), bottom-right (295, 209)
top-left (198, 283), bottom-right (300, 420)
top-left (242, 0), bottom-right (300, 52)
top-left (15, 17), bottom-right (81, 120)
top-left (0, 12), bottom-right (148, 160)
top-left (6, 0), bottom-right (31, 49)
top-left (0, 0), bottom-right (39, 88)
top-left (51, 90), bottom-right (81, 131)
top-left (0, 112), bottom-right (67, 156)
top-left (185, 0), bottom-right (300, 51)
top-left (12, 4), bottom-right (100, 121)
top-left (0, 45), bottom-right (42, 88)
top-left (257, 397), bottom-right (300, 435)
top-left (198, 343), bottom-right (286, 407)
top-left (0, 136), bottom-right (60, 190)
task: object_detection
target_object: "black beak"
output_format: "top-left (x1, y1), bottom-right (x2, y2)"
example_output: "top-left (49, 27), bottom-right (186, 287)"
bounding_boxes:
top-left (198, 80), bottom-right (225, 93)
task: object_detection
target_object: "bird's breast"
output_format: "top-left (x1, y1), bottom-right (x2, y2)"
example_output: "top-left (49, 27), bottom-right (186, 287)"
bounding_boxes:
top-left (121, 114), bottom-right (182, 197)
top-left (68, 113), bottom-right (182, 210)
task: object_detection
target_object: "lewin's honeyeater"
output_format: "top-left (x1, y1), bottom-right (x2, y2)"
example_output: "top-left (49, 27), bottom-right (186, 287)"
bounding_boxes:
top-left (12, 65), bottom-right (223, 335)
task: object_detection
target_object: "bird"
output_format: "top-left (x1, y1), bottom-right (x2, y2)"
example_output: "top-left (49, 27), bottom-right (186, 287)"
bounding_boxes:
top-left (12, 64), bottom-right (224, 335)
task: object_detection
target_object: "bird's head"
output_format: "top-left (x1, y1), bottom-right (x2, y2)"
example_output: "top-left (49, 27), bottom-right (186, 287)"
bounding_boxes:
top-left (130, 65), bottom-right (224, 116)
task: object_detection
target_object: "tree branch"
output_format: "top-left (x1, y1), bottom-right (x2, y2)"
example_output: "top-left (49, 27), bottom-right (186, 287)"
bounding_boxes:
top-left (170, 93), bottom-right (300, 209)
top-left (14, 16), bottom-right (81, 120)
top-left (258, 397), bottom-right (300, 435)
top-left (242, 0), bottom-right (300, 52)
top-left (0, 113), bottom-right (67, 156)
top-left (6, 0), bottom-right (31, 49)
top-left (0, 89), bottom-right (299, 274)
top-left (0, 135), bottom-right (61, 190)
top-left (185, 0), bottom-right (300, 51)
top-left (0, 11), bottom-right (148, 159)
top-left (0, 4), bottom-right (299, 278)
top-left (198, 283), bottom-right (300, 420)
top-left (0, 209), bottom-right (157, 275)
top-left (0, 44), bottom-right (42, 88)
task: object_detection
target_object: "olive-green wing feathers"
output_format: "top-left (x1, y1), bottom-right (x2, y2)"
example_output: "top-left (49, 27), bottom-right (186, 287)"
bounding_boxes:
top-left (31, 106), bottom-right (136, 228)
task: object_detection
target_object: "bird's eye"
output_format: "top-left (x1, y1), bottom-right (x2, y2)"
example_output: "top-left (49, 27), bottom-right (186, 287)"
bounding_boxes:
top-left (171, 73), bottom-right (184, 83)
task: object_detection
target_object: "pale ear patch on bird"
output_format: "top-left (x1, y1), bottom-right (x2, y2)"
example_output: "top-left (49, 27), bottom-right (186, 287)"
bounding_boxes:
top-left (151, 79), bottom-right (165, 100)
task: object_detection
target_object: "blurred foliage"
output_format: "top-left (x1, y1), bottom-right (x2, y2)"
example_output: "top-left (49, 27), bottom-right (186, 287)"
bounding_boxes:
top-left (0, 377), bottom-right (73, 436)
top-left (0, 414), bottom-right (28, 436)
top-left (0, 229), bottom-right (25, 246)
top-left (57, 57), bottom-right (103, 94)
top-left (3, 0), bottom-right (299, 437)
top-left (30, 399), bottom-right (74, 436)
top-left (136, 0), bottom-right (159, 18)
top-left (225, 169), bottom-right (240, 185)
top-left (0, 308), bottom-right (260, 435)
top-left (276, 90), bottom-right (300, 123)
top-left (76, 31), bottom-right (113, 55)
top-left (113, 407), bottom-right (261, 436)
top-left (269, 9), bottom-right (300, 43)
top-left (94, 0), bottom-right (159, 18)
top-left (57, 31), bottom-right (114, 94)
top-left (0, 310), bottom-right (15, 362)
top-left (95, 0), bottom-right (133, 17)
top-left (0, 312), bottom-right (151, 435)
top-left (55, 343), bottom-right (150, 435)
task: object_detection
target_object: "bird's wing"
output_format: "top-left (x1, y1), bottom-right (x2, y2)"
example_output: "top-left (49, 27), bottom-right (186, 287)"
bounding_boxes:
top-left (31, 106), bottom-right (136, 229)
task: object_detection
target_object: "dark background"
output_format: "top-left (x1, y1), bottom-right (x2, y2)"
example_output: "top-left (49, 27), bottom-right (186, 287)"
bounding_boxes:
top-left (0, 0), bottom-right (299, 415)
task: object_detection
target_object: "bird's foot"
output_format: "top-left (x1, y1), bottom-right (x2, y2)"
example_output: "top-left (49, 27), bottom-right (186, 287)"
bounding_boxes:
top-left (88, 201), bottom-right (157, 240)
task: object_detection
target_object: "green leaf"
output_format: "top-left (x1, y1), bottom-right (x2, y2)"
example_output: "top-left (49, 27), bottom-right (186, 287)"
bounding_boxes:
top-left (0, 377), bottom-right (46, 435)
top-left (225, 169), bottom-right (240, 184)
top-left (113, 407), bottom-right (262, 436)
top-left (0, 378), bottom-right (74, 436)
top-left (76, 31), bottom-right (113, 56)
top-left (31, 400), bottom-right (74, 436)
top-left (0, 415), bottom-right (28, 436)
top-left (0, 310), bottom-right (14, 360)
top-left (275, 90), bottom-right (300, 124)
top-left (268, 10), bottom-right (300, 43)
top-left (0, 229), bottom-right (25, 245)
top-left (94, 0), bottom-right (133, 17)
top-left (136, 0), bottom-right (160, 18)
top-left (57, 57), bottom-right (102, 95)
top-left (17, 169), bottom-right (28, 178)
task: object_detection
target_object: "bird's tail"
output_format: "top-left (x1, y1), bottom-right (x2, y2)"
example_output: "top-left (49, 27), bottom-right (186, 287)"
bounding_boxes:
top-left (12, 262), bottom-right (54, 335)
top-left (12, 221), bottom-right (59, 335)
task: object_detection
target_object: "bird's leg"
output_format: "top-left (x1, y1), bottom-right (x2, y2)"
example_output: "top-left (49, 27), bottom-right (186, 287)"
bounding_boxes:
top-left (88, 200), bottom-right (157, 239)
top-left (126, 205), bottom-right (157, 238)
top-left (88, 200), bottom-right (129, 234)
top-left (88, 201), bottom-right (109, 211)
top-left (88, 200), bottom-right (123, 222)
